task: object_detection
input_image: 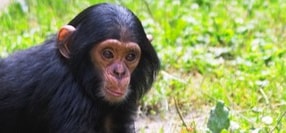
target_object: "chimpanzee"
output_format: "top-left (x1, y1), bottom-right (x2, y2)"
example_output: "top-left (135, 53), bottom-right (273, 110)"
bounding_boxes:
top-left (0, 3), bottom-right (160, 133)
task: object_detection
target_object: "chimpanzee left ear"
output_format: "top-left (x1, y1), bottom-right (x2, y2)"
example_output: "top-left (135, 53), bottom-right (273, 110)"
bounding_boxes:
top-left (57, 25), bottom-right (76, 59)
top-left (147, 34), bottom-right (153, 42)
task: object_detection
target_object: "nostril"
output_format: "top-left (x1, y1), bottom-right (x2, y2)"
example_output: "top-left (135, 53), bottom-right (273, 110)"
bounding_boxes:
top-left (113, 69), bottom-right (119, 76)
top-left (113, 69), bottom-right (126, 79)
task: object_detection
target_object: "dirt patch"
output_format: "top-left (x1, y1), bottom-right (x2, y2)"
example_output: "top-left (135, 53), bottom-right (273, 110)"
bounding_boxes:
top-left (135, 107), bottom-right (210, 132)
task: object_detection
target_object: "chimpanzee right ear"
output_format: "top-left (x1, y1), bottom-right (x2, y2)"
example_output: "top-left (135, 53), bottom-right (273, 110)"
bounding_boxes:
top-left (146, 34), bottom-right (153, 42)
top-left (57, 25), bottom-right (76, 59)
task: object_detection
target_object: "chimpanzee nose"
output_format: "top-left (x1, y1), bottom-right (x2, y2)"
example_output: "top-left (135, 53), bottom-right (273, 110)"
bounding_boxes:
top-left (112, 64), bottom-right (126, 79)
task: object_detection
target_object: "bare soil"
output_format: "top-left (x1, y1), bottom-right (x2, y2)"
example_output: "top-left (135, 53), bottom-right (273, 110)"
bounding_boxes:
top-left (135, 108), bottom-right (209, 132)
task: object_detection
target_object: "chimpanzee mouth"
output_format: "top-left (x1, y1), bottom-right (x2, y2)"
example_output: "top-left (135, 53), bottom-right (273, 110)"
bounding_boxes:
top-left (105, 87), bottom-right (125, 97)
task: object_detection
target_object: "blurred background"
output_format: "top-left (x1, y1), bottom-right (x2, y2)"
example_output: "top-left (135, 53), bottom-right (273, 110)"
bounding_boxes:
top-left (1, 0), bottom-right (286, 132)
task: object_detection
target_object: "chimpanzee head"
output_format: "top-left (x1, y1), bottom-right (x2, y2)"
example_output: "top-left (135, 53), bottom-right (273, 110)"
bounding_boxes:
top-left (57, 3), bottom-right (160, 103)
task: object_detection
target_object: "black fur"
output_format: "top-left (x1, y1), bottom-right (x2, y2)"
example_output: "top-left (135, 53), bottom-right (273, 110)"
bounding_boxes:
top-left (0, 3), bottom-right (159, 133)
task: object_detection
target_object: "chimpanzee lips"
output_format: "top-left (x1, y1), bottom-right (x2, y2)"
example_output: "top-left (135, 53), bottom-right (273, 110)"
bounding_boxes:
top-left (106, 87), bottom-right (125, 97)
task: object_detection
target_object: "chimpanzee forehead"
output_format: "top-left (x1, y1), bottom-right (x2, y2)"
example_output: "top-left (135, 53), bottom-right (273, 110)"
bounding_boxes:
top-left (97, 39), bottom-right (140, 50)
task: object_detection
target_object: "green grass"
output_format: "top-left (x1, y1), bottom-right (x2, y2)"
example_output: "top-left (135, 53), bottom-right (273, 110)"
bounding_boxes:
top-left (1, 0), bottom-right (286, 132)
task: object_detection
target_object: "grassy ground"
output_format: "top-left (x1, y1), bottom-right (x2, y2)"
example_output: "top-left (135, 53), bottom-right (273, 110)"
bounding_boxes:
top-left (1, 0), bottom-right (286, 132)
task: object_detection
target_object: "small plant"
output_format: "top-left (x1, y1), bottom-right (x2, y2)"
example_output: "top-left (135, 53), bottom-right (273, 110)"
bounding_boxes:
top-left (207, 100), bottom-right (230, 133)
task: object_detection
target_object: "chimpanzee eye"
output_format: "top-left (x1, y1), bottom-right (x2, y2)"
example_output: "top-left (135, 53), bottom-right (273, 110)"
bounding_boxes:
top-left (125, 52), bottom-right (137, 62)
top-left (102, 49), bottom-right (114, 59)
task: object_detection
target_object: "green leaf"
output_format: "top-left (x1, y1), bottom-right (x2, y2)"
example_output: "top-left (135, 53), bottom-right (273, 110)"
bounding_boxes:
top-left (207, 100), bottom-right (230, 133)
